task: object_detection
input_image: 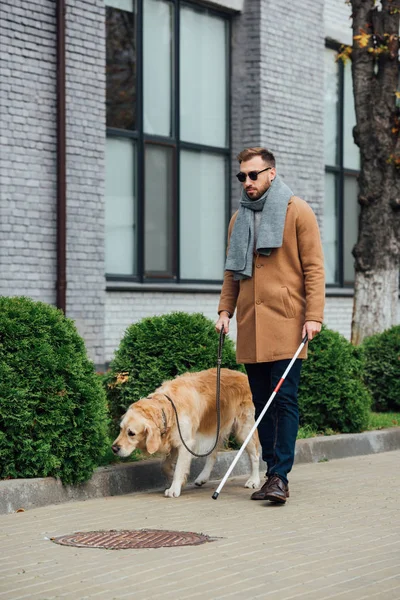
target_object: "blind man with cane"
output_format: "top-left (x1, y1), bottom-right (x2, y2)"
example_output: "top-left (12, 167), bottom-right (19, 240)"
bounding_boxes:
top-left (215, 147), bottom-right (325, 504)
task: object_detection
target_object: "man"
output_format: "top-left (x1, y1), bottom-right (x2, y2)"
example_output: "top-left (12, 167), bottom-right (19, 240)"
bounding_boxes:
top-left (216, 147), bottom-right (325, 504)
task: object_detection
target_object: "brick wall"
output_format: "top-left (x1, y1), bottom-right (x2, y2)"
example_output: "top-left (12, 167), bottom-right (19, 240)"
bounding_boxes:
top-left (230, 0), bottom-right (262, 207)
top-left (65, 0), bottom-right (106, 365)
top-left (105, 291), bottom-right (233, 364)
top-left (0, 0), bottom-right (57, 303)
top-left (324, 296), bottom-right (353, 340)
top-left (0, 0), bottom-right (106, 365)
top-left (259, 0), bottom-right (325, 222)
top-left (230, 0), bottom-right (325, 225)
top-left (324, 0), bottom-right (353, 45)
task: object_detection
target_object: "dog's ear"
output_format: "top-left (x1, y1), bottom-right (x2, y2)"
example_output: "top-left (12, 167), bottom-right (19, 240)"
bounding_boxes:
top-left (145, 422), bottom-right (162, 454)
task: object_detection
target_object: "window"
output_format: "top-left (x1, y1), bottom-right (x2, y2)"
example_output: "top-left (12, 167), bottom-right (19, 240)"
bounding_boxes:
top-left (105, 137), bottom-right (137, 274)
top-left (106, 0), bottom-right (136, 131)
top-left (105, 0), bottom-right (230, 282)
top-left (323, 44), bottom-right (360, 287)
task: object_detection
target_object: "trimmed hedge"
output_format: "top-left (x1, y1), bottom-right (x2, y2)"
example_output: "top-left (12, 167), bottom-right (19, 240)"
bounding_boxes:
top-left (105, 312), bottom-right (240, 429)
top-left (298, 326), bottom-right (371, 433)
top-left (362, 325), bottom-right (400, 412)
top-left (0, 297), bottom-right (109, 484)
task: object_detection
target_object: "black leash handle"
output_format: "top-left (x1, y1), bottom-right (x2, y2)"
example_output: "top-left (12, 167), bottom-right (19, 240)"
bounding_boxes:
top-left (165, 326), bottom-right (225, 458)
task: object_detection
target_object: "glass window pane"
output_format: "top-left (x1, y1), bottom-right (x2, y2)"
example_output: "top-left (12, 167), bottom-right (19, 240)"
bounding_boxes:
top-left (106, 0), bottom-right (136, 130)
top-left (144, 145), bottom-right (175, 277)
top-left (105, 137), bottom-right (136, 275)
top-left (143, 0), bottom-right (174, 137)
top-left (323, 172), bottom-right (339, 284)
top-left (180, 151), bottom-right (226, 280)
top-left (343, 62), bottom-right (360, 170)
top-left (180, 6), bottom-right (228, 148)
top-left (324, 48), bottom-right (339, 166)
top-left (343, 175), bottom-right (359, 285)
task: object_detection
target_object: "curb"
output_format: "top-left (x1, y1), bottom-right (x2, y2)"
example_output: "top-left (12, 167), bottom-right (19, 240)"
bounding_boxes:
top-left (1, 428), bottom-right (400, 515)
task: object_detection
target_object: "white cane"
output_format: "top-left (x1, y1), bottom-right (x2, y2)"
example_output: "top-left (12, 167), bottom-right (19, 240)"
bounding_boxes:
top-left (212, 334), bottom-right (308, 500)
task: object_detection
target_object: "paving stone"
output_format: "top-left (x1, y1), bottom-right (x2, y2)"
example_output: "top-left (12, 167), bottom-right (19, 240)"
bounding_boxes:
top-left (0, 451), bottom-right (399, 599)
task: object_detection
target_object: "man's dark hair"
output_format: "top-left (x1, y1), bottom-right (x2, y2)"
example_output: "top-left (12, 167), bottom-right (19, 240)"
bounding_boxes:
top-left (237, 147), bottom-right (276, 167)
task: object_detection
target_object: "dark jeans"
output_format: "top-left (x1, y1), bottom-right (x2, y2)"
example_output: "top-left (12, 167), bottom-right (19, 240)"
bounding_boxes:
top-left (245, 359), bottom-right (303, 486)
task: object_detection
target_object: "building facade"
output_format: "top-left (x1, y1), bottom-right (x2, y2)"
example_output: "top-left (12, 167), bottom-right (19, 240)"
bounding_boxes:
top-left (0, 0), bottom-right (398, 368)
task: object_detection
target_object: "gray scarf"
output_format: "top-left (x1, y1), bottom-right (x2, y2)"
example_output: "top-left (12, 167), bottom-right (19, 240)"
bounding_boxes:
top-left (225, 174), bottom-right (293, 280)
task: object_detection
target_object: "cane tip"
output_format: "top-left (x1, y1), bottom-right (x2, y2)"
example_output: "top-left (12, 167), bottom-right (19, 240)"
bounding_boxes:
top-left (212, 492), bottom-right (219, 500)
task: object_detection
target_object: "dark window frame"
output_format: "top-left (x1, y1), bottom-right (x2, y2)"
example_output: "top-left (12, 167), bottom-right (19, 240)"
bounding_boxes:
top-left (325, 39), bottom-right (360, 289)
top-left (106, 0), bottom-right (231, 285)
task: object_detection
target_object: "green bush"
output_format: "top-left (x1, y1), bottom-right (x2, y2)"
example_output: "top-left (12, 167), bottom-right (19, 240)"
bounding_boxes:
top-left (362, 325), bottom-right (400, 412)
top-left (298, 326), bottom-right (371, 433)
top-left (105, 312), bottom-right (240, 430)
top-left (0, 297), bottom-right (109, 484)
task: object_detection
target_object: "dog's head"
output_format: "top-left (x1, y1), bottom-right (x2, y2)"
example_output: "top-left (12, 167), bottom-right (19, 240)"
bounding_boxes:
top-left (112, 402), bottom-right (162, 457)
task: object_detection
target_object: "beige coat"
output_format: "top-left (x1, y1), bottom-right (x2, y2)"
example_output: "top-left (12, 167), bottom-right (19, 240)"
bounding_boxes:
top-left (218, 196), bottom-right (325, 363)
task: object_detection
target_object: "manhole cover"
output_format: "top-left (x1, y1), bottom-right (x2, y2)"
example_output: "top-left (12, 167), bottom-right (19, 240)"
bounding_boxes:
top-left (51, 529), bottom-right (214, 550)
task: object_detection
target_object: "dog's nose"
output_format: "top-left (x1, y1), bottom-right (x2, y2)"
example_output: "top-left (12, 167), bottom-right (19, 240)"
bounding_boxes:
top-left (111, 444), bottom-right (120, 454)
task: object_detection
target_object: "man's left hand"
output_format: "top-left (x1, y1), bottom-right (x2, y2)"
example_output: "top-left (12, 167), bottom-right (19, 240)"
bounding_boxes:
top-left (302, 321), bottom-right (322, 342)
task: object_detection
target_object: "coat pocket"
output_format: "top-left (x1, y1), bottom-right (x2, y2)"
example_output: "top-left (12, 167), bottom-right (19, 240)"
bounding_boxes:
top-left (281, 286), bottom-right (296, 319)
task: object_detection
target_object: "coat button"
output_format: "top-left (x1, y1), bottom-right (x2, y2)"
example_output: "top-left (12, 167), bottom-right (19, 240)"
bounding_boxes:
top-left (256, 299), bottom-right (261, 305)
top-left (256, 263), bottom-right (261, 268)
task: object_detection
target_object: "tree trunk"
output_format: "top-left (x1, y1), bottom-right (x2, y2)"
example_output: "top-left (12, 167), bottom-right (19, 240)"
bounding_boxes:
top-left (350, 0), bottom-right (400, 344)
top-left (352, 262), bottom-right (399, 346)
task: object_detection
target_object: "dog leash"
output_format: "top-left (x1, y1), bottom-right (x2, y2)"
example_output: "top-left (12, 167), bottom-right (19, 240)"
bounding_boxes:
top-left (164, 326), bottom-right (225, 458)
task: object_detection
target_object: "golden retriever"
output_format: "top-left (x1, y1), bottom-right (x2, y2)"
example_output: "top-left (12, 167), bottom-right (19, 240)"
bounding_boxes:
top-left (112, 368), bottom-right (260, 498)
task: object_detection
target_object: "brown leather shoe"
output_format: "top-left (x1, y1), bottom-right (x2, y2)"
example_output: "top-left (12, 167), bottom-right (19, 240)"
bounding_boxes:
top-left (265, 475), bottom-right (289, 504)
top-left (250, 478), bottom-right (270, 500)
top-left (251, 476), bottom-right (290, 501)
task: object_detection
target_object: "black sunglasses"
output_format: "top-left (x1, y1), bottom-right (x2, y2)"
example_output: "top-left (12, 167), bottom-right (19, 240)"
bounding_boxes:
top-left (236, 167), bottom-right (271, 183)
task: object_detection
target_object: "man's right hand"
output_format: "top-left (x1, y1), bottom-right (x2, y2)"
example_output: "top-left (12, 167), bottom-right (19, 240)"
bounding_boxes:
top-left (215, 311), bottom-right (230, 335)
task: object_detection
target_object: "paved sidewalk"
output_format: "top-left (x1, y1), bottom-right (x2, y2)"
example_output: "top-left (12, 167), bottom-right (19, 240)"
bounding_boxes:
top-left (3, 428), bottom-right (400, 515)
top-left (1, 451), bottom-right (400, 600)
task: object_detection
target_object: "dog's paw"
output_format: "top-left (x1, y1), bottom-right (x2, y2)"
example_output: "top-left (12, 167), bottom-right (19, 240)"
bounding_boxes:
top-left (244, 477), bottom-right (261, 489)
top-left (194, 476), bottom-right (207, 487)
top-left (164, 486), bottom-right (181, 498)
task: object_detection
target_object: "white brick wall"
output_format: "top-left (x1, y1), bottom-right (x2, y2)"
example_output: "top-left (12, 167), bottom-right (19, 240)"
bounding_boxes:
top-left (0, 0), bottom-right (106, 365)
top-left (230, 0), bottom-right (262, 208)
top-left (0, 0), bottom-right (57, 304)
top-left (65, 0), bottom-right (106, 365)
top-left (230, 0), bottom-right (325, 224)
top-left (324, 0), bottom-right (353, 45)
top-left (105, 291), bottom-right (236, 364)
top-left (324, 296), bottom-right (353, 340)
top-left (259, 0), bottom-right (325, 223)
